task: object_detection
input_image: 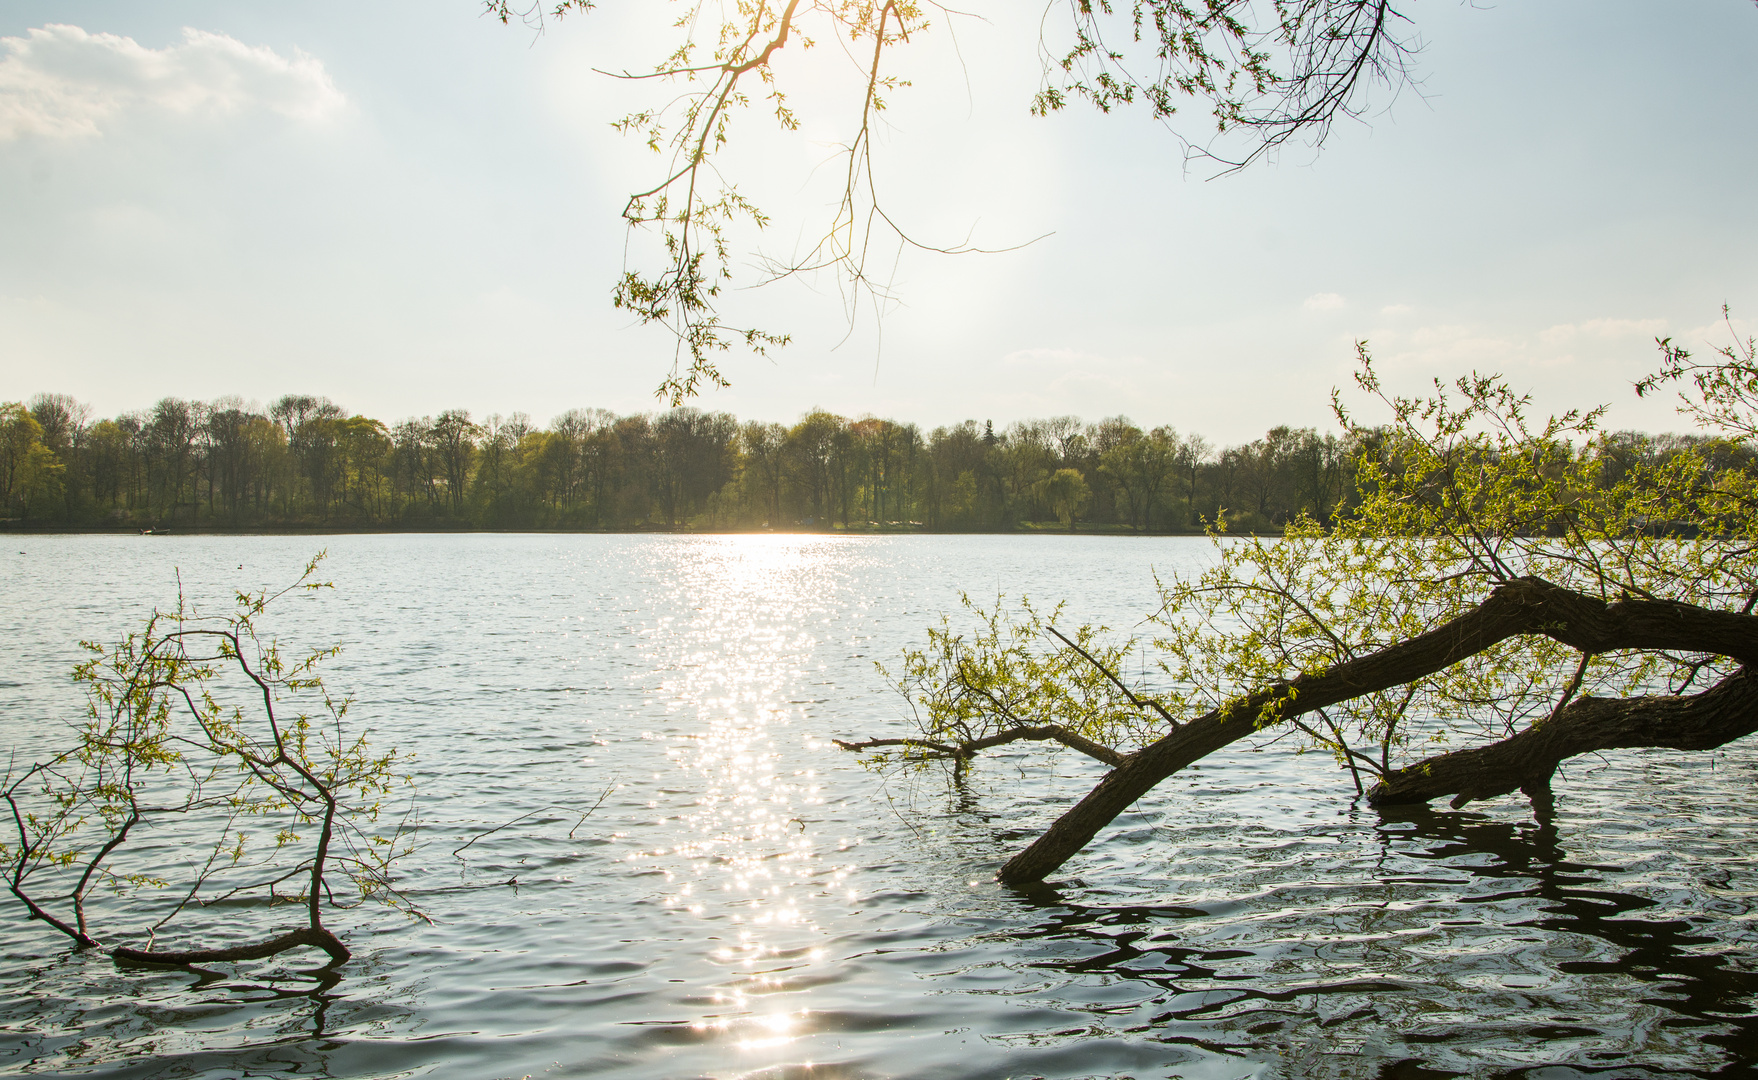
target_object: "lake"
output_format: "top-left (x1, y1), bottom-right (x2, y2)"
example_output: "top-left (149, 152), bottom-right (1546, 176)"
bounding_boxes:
top-left (3, 534), bottom-right (1757, 1078)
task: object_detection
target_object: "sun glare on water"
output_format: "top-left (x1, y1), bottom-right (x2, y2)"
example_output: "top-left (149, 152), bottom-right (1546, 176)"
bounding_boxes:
top-left (621, 535), bottom-right (875, 1060)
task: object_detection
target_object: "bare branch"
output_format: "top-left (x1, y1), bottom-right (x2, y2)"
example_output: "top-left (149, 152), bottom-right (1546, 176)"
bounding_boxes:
top-left (1045, 624), bottom-right (1179, 728)
top-left (838, 723), bottom-right (1125, 766)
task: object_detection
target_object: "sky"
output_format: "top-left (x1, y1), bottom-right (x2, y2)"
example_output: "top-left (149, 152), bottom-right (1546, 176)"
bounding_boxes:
top-left (2, 0), bottom-right (1755, 445)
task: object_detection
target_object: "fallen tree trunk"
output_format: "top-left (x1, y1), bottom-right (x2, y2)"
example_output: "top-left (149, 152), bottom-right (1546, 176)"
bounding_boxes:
top-left (992, 576), bottom-right (1758, 885)
top-left (1366, 666), bottom-right (1758, 808)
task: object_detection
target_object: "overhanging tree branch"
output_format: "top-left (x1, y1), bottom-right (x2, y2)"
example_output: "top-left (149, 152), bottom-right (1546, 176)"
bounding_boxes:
top-left (995, 576), bottom-right (1758, 883)
top-left (488, 0), bottom-right (1445, 396)
top-left (827, 321), bottom-right (1758, 900)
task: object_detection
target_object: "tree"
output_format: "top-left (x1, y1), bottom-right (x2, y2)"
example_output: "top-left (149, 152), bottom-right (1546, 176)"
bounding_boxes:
top-left (1174, 432), bottom-right (1213, 527)
top-left (391, 417), bottom-right (442, 517)
top-left (205, 400), bottom-right (260, 524)
top-left (268, 395), bottom-right (345, 521)
top-left (29, 393), bottom-right (90, 522)
top-left (489, 0), bottom-right (1434, 398)
top-left (336, 415), bottom-right (394, 520)
top-left (2, 557), bottom-right (414, 964)
top-left (785, 411), bottom-right (841, 525)
top-left (1099, 424), bottom-right (1178, 531)
top-left (840, 326), bottom-right (1758, 885)
top-left (1287, 426), bottom-right (1351, 524)
top-left (0, 403), bottom-right (62, 519)
top-left (740, 420), bottom-right (787, 527)
top-left (431, 410), bottom-right (480, 517)
top-left (549, 408), bottom-right (617, 520)
top-left (472, 413), bottom-right (527, 527)
top-left (1041, 467), bottom-right (1090, 532)
top-left (143, 398), bottom-right (203, 522)
top-left (653, 408), bottom-right (739, 527)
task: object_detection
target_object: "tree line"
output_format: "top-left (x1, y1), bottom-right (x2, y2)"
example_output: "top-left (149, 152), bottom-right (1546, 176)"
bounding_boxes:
top-left (0, 391), bottom-right (1723, 533)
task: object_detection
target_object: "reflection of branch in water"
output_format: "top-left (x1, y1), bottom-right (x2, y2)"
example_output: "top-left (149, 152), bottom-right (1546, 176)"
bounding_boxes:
top-left (974, 807), bottom-right (1758, 1073)
top-left (1378, 804), bottom-right (1758, 1073)
top-left (99, 947), bottom-right (408, 1072)
top-left (177, 961), bottom-right (347, 1031)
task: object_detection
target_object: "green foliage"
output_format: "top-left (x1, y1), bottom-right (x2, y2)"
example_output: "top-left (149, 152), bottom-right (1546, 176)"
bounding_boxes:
top-left (1639, 306), bottom-right (1758, 441)
top-left (16, 387), bottom-right (1739, 541)
top-left (488, 0), bottom-right (927, 400)
top-left (0, 402), bottom-right (62, 519)
top-left (1042, 468), bottom-right (1091, 530)
top-left (2, 555), bottom-right (415, 953)
top-left (13, 393), bottom-right (1363, 534)
top-left (882, 596), bottom-right (1166, 766)
top-left (881, 328), bottom-right (1758, 791)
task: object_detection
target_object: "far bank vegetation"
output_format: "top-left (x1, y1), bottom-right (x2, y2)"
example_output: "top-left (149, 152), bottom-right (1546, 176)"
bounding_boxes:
top-left (0, 395), bottom-right (1729, 535)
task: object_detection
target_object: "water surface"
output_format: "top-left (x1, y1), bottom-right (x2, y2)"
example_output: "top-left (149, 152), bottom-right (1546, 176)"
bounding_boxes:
top-left (2, 534), bottom-right (1756, 1078)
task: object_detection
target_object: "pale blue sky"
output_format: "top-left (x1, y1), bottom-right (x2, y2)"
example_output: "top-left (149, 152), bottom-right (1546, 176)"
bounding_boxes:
top-left (2, 1), bottom-right (1755, 443)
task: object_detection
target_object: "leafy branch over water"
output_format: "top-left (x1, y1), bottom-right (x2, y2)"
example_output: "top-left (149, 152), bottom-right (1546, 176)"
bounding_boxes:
top-left (483, 0), bottom-right (1427, 397)
top-left (851, 326), bottom-right (1758, 884)
top-left (2, 554), bottom-right (417, 966)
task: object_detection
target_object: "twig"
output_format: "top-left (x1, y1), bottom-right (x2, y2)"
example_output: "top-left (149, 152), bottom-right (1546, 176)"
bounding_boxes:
top-left (452, 809), bottom-right (554, 859)
top-left (1045, 625), bottom-right (1180, 728)
top-left (570, 783), bottom-right (616, 840)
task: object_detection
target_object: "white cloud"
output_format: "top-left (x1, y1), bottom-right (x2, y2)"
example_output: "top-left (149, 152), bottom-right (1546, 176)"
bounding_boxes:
top-left (1391, 324), bottom-right (1520, 368)
top-left (1303, 292), bottom-right (1346, 311)
top-left (0, 24), bottom-right (344, 141)
top-left (1369, 316), bottom-right (1675, 382)
top-left (1380, 303), bottom-right (1414, 316)
top-left (1678, 312), bottom-right (1753, 350)
top-left (1538, 316), bottom-right (1666, 346)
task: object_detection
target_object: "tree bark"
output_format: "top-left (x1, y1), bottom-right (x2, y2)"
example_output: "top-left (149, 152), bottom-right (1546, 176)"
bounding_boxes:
top-left (995, 577), bottom-right (1758, 885)
top-left (1367, 666), bottom-right (1758, 808)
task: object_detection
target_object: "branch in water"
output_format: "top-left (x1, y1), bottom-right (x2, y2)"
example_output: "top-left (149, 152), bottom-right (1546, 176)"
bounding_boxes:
top-left (836, 723), bottom-right (1124, 766)
top-left (111, 925), bottom-right (349, 967)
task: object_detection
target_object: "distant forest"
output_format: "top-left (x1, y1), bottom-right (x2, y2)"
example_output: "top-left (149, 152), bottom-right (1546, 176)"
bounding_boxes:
top-left (0, 393), bottom-right (1713, 533)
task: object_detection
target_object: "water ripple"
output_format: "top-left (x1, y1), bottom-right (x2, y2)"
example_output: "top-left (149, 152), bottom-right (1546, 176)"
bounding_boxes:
top-left (3, 535), bottom-right (1757, 1077)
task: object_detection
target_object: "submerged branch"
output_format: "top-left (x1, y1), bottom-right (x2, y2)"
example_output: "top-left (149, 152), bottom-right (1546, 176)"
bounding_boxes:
top-left (836, 723), bottom-right (1124, 766)
top-left (112, 925), bottom-right (349, 967)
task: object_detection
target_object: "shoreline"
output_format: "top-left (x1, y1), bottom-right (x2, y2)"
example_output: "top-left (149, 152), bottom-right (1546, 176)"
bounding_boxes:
top-left (1, 521), bottom-right (1218, 538)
